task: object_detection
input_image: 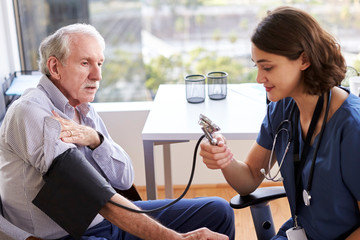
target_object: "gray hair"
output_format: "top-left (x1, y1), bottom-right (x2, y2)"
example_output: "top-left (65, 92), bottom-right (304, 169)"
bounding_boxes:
top-left (38, 23), bottom-right (105, 75)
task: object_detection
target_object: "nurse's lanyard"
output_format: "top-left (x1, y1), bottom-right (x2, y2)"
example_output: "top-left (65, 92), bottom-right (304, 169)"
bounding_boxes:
top-left (292, 91), bottom-right (331, 227)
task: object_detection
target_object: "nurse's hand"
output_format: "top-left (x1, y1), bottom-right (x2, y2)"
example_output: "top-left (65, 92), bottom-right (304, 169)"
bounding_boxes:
top-left (199, 133), bottom-right (233, 170)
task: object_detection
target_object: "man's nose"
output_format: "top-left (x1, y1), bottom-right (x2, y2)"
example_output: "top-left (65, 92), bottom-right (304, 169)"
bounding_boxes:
top-left (90, 64), bottom-right (102, 81)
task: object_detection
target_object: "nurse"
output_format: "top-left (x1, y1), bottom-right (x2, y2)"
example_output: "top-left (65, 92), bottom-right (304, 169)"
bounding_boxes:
top-left (200, 6), bottom-right (360, 239)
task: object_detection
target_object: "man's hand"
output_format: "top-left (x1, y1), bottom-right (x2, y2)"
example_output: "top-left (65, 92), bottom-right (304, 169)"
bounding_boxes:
top-left (52, 110), bottom-right (101, 149)
top-left (181, 227), bottom-right (229, 240)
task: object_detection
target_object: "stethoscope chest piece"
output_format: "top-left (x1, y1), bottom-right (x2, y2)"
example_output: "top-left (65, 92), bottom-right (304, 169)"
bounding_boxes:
top-left (302, 189), bottom-right (311, 206)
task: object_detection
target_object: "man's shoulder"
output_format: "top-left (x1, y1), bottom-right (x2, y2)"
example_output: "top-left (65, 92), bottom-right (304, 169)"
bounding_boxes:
top-left (22, 86), bottom-right (49, 101)
top-left (5, 88), bottom-right (52, 123)
top-left (14, 87), bottom-right (51, 109)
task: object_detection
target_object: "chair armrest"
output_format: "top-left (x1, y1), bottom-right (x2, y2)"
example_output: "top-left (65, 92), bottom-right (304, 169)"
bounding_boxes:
top-left (230, 186), bottom-right (286, 209)
top-left (114, 184), bottom-right (142, 201)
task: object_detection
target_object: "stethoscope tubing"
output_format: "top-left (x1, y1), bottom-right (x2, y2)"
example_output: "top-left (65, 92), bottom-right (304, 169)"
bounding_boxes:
top-left (262, 92), bottom-right (331, 184)
top-left (261, 102), bottom-right (296, 182)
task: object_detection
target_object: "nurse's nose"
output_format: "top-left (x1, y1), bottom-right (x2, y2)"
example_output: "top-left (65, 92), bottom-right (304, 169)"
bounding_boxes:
top-left (256, 70), bottom-right (266, 84)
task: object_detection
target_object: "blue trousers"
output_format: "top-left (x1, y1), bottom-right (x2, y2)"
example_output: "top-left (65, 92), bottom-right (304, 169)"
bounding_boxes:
top-left (59, 197), bottom-right (235, 240)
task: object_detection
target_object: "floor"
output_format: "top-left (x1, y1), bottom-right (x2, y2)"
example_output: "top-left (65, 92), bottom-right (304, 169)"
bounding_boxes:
top-left (136, 182), bottom-right (291, 240)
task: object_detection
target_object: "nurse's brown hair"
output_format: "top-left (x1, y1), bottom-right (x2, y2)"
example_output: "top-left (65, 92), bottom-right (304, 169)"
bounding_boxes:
top-left (251, 6), bottom-right (346, 95)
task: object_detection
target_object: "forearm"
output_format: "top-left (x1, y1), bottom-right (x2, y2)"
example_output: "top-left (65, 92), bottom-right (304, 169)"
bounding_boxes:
top-left (221, 159), bottom-right (260, 196)
top-left (222, 142), bottom-right (272, 196)
top-left (99, 194), bottom-right (180, 240)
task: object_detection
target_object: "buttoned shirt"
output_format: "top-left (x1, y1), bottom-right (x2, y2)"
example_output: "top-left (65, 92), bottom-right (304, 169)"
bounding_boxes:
top-left (0, 75), bottom-right (134, 239)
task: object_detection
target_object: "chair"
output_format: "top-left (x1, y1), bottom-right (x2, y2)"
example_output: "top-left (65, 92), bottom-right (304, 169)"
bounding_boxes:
top-left (0, 184), bottom-right (142, 239)
top-left (115, 184), bottom-right (142, 201)
top-left (230, 186), bottom-right (286, 240)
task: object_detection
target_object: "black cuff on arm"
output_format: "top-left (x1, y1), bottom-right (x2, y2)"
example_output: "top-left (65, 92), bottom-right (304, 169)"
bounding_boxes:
top-left (33, 148), bottom-right (116, 239)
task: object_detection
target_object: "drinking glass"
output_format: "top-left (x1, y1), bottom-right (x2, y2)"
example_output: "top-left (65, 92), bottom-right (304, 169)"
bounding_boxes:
top-left (207, 71), bottom-right (227, 100)
top-left (185, 74), bottom-right (205, 103)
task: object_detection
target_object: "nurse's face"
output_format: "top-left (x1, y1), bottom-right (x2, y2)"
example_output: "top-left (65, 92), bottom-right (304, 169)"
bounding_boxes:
top-left (251, 44), bottom-right (309, 102)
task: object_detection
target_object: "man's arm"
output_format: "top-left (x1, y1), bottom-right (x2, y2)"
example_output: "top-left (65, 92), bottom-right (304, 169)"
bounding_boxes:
top-left (100, 194), bottom-right (180, 240)
top-left (100, 194), bottom-right (228, 240)
top-left (50, 113), bottom-right (228, 239)
top-left (52, 110), bottom-right (134, 190)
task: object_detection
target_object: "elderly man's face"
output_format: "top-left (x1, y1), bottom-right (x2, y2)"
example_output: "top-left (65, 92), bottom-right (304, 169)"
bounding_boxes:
top-left (55, 33), bottom-right (104, 107)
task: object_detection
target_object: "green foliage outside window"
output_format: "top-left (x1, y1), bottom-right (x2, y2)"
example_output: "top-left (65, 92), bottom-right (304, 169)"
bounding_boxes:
top-left (144, 47), bottom-right (258, 96)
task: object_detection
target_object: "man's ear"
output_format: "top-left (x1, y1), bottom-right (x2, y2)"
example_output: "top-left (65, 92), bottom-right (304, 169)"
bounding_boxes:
top-left (300, 52), bottom-right (311, 71)
top-left (47, 56), bottom-right (61, 80)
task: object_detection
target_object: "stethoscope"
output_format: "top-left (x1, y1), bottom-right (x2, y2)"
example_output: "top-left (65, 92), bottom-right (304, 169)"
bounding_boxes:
top-left (261, 91), bottom-right (331, 207)
top-left (260, 106), bottom-right (295, 182)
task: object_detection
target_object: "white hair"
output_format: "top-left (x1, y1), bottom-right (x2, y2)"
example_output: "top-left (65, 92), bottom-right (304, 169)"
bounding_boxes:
top-left (38, 23), bottom-right (105, 75)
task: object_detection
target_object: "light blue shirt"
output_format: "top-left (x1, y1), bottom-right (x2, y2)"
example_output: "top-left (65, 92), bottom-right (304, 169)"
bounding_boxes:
top-left (257, 91), bottom-right (360, 239)
top-left (0, 75), bottom-right (134, 239)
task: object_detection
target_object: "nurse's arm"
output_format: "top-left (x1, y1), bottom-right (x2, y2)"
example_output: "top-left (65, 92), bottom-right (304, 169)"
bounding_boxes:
top-left (221, 142), bottom-right (272, 196)
top-left (345, 201), bottom-right (360, 240)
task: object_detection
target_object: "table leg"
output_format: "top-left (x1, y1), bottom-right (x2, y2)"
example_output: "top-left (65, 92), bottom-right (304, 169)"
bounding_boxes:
top-left (163, 144), bottom-right (173, 199)
top-left (143, 140), bottom-right (157, 200)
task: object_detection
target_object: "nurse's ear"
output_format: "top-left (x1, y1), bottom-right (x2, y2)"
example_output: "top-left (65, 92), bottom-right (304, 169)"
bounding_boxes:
top-left (299, 52), bottom-right (311, 71)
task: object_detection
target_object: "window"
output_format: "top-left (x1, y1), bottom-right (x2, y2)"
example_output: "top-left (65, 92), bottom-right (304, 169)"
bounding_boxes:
top-left (14, 0), bottom-right (360, 102)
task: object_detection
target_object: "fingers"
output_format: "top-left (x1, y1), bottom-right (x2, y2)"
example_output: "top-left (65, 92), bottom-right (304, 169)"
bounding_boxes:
top-left (51, 111), bottom-right (74, 127)
top-left (202, 151), bottom-right (233, 169)
top-left (51, 110), bottom-right (60, 118)
top-left (51, 110), bottom-right (100, 148)
top-left (214, 133), bottom-right (226, 146)
top-left (63, 129), bottom-right (75, 139)
top-left (51, 110), bottom-right (79, 140)
top-left (182, 227), bottom-right (229, 240)
top-left (199, 137), bottom-right (233, 170)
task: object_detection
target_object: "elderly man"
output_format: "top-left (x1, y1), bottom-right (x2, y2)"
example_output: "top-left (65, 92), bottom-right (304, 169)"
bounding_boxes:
top-left (0, 23), bottom-right (234, 240)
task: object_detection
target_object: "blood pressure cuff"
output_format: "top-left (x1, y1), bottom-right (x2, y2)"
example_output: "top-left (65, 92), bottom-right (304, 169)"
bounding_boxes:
top-left (32, 148), bottom-right (116, 239)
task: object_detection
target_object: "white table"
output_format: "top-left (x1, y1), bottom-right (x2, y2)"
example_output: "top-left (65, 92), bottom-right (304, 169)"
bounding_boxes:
top-left (142, 84), bottom-right (267, 200)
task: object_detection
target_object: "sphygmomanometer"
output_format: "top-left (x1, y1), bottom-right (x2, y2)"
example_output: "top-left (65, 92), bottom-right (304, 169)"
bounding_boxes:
top-left (32, 114), bottom-right (220, 239)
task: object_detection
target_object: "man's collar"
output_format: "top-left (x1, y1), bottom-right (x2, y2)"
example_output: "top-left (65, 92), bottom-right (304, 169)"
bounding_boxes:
top-left (38, 75), bottom-right (91, 116)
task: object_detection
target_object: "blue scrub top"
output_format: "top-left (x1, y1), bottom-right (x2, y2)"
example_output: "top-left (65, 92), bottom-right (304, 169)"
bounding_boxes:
top-left (257, 92), bottom-right (360, 239)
